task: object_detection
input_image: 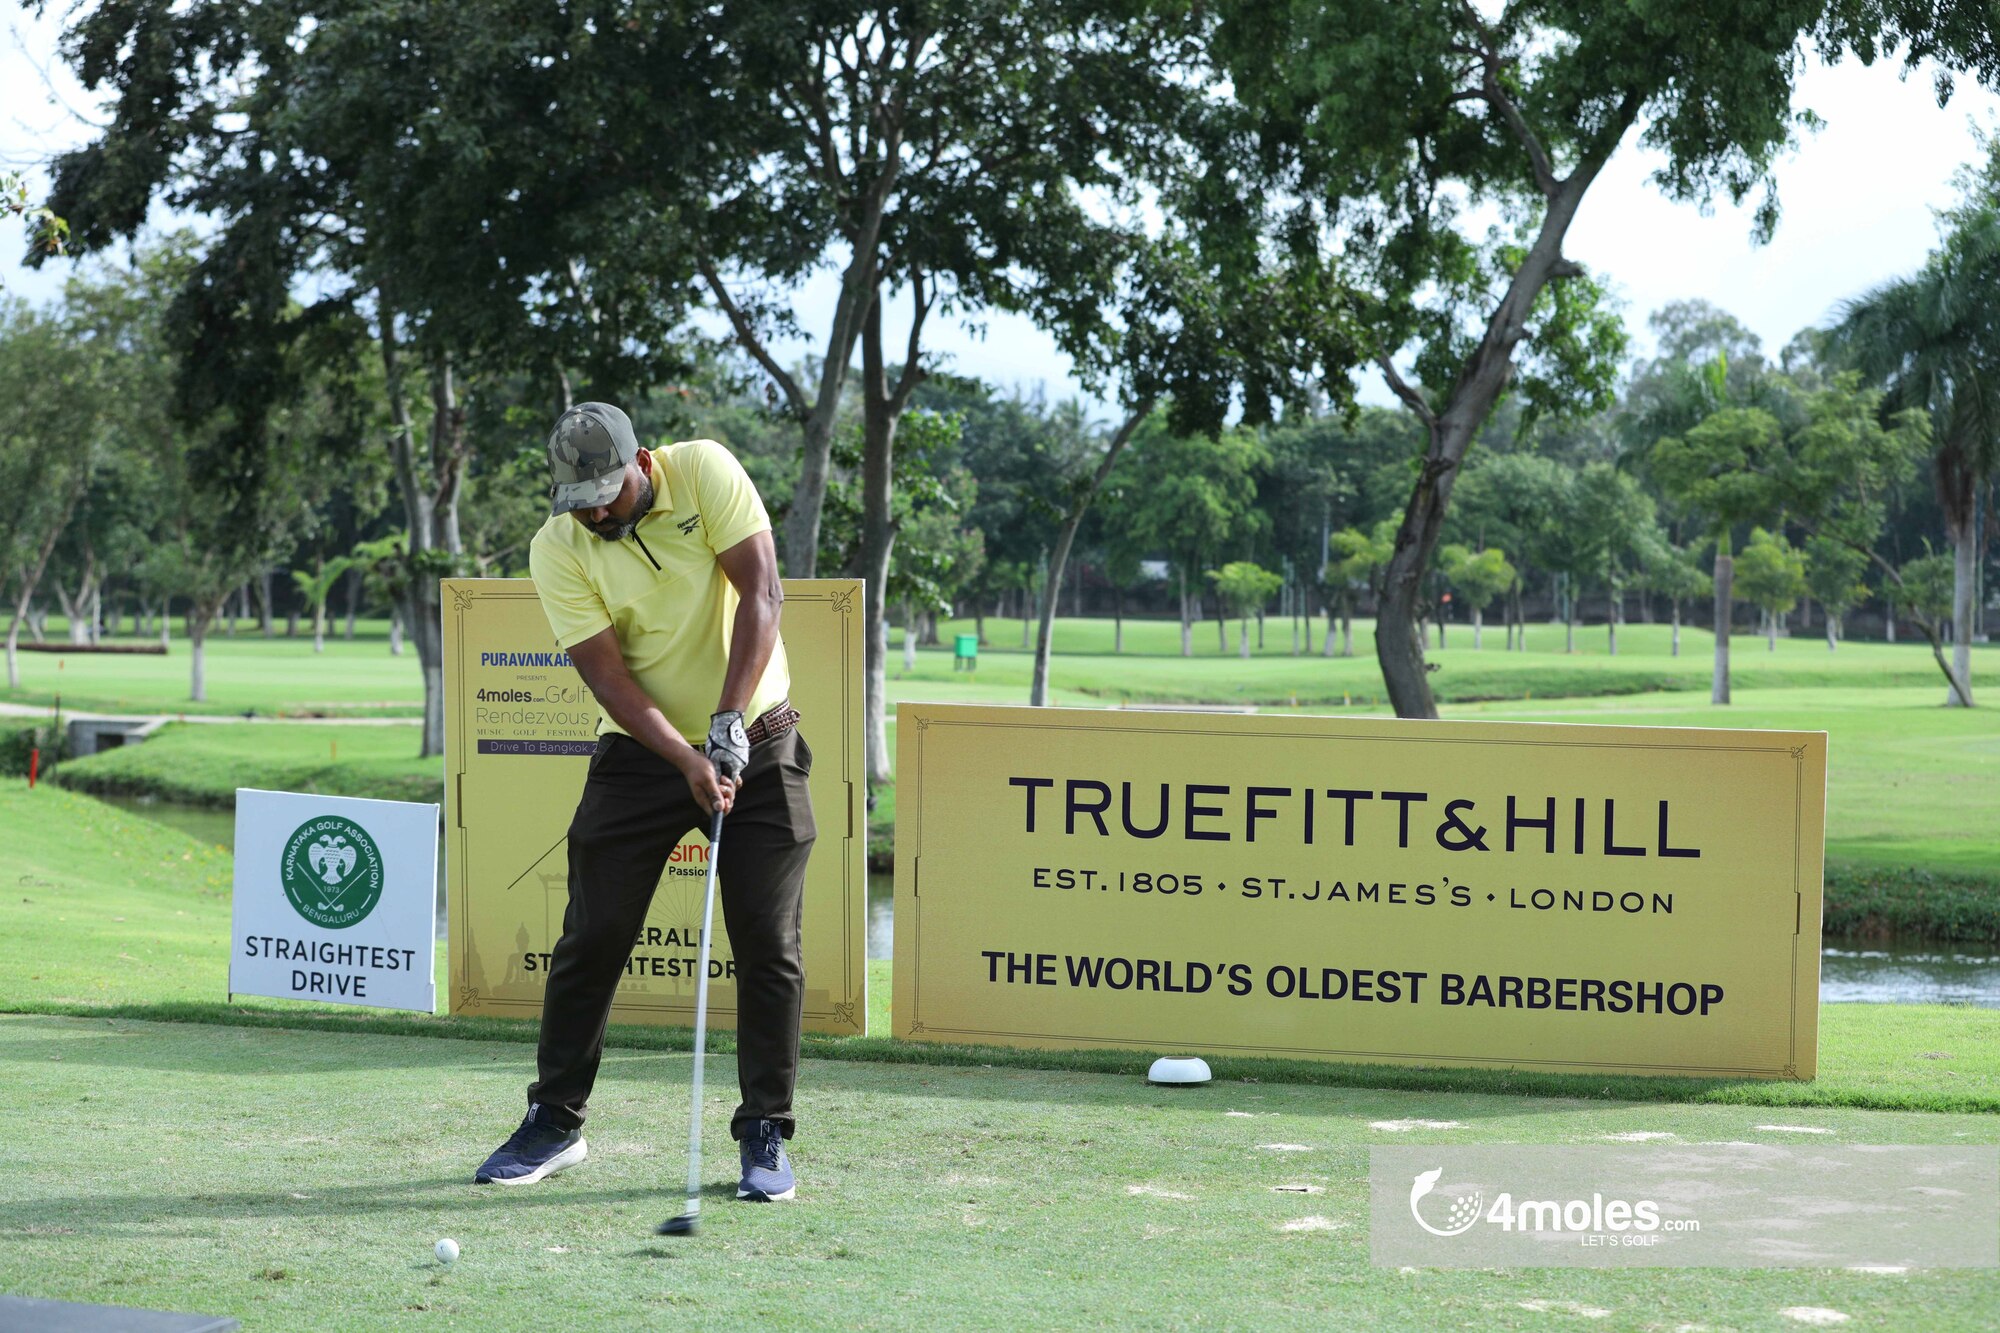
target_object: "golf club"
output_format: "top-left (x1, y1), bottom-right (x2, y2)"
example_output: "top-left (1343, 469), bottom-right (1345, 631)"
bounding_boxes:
top-left (657, 804), bottom-right (726, 1237)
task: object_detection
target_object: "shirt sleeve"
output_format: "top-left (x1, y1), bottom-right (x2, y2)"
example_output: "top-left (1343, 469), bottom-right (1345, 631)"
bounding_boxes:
top-left (529, 532), bottom-right (612, 649)
top-left (687, 439), bottom-right (772, 554)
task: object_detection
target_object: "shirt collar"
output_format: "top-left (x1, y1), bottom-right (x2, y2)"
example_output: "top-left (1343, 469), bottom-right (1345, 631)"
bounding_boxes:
top-left (641, 447), bottom-right (672, 519)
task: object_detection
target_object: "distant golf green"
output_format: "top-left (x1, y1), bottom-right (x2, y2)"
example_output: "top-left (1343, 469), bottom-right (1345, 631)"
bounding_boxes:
top-left (6, 615), bottom-right (1993, 716)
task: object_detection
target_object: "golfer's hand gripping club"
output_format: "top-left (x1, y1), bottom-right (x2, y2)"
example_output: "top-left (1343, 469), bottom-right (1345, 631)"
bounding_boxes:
top-left (706, 710), bottom-right (749, 781)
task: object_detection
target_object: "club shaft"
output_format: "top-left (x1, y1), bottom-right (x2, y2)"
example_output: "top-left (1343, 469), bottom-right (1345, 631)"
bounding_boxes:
top-left (683, 808), bottom-right (725, 1212)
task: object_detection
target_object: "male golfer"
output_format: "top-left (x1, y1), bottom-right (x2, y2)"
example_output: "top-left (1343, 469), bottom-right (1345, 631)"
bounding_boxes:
top-left (475, 401), bottom-right (813, 1203)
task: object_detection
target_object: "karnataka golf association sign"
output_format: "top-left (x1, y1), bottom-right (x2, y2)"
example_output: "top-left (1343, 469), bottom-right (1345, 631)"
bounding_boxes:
top-left (231, 789), bottom-right (439, 1012)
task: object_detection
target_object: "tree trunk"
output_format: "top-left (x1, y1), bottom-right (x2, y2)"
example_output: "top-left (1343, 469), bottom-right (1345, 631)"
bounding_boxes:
top-left (1473, 607), bottom-right (1483, 650)
top-left (390, 607), bottom-right (405, 656)
top-left (1238, 616), bottom-right (1250, 659)
top-left (902, 601), bottom-right (918, 672)
top-left (1885, 593), bottom-right (1897, 643)
top-left (1827, 612), bottom-right (1838, 652)
top-left (257, 568), bottom-right (274, 637)
top-left (1767, 610), bottom-right (1778, 652)
top-left (857, 303), bottom-right (900, 785)
top-left (1179, 568), bottom-right (1192, 657)
top-left (1033, 405), bottom-right (1149, 707)
top-left (1113, 587), bottom-right (1124, 654)
top-left (378, 295), bottom-right (462, 758)
top-left (57, 543), bottom-right (97, 645)
top-left (1606, 587), bottom-right (1617, 656)
top-left (857, 278), bottom-right (941, 776)
top-left (344, 565), bottom-right (360, 640)
top-left (160, 595), bottom-right (172, 649)
top-left (188, 600), bottom-right (221, 703)
top-left (1671, 600), bottom-right (1681, 657)
top-left (1341, 610), bottom-right (1353, 658)
top-left (1948, 505), bottom-right (1977, 707)
top-left (1712, 539), bottom-right (1734, 705)
top-left (312, 557), bottom-right (328, 652)
top-left (1564, 605), bottom-right (1575, 654)
top-left (703, 239), bottom-right (884, 581)
top-left (1215, 596), bottom-right (1226, 652)
top-left (5, 468), bottom-right (88, 682)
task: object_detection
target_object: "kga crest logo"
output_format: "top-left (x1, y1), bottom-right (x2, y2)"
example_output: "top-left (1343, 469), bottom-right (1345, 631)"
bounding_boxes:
top-left (280, 816), bottom-right (385, 929)
top-left (1410, 1167), bottom-right (1483, 1237)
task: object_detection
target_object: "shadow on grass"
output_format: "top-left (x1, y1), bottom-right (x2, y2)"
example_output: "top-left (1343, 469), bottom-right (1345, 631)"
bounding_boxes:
top-left (8, 1002), bottom-right (1991, 1114)
top-left (0, 1174), bottom-right (671, 1238)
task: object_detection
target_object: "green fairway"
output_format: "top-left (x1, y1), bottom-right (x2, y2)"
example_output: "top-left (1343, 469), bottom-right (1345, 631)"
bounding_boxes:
top-left (892, 617), bottom-right (1999, 709)
top-left (3, 623), bottom-right (422, 717)
top-left (46, 674), bottom-right (2000, 936)
top-left (48, 719), bottom-right (437, 810)
top-left (2, 1014), bottom-right (1997, 1331)
top-left (8, 780), bottom-right (2000, 1113)
top-left (9, 613), bottom-right (1995, 719)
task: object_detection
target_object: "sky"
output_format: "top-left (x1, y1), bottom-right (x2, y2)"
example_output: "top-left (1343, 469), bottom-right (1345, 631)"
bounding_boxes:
top-left (6, 13), bottom-right (1997, 414)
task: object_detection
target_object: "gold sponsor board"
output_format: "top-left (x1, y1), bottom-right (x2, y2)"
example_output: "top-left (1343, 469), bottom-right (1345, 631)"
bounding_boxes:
top-left (443, 578), bottom-right (865, 1034)
top-left (894, 704), bottom-right (1825, 1079)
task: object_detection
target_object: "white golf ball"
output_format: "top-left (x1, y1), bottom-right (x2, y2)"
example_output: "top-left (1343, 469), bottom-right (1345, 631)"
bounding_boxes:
top-left (435, 1238), bottom-right (459, 1264)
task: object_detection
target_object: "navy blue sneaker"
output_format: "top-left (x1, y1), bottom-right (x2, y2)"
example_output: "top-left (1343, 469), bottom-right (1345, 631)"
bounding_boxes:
top-left (475, 1104), bottom-right (587, 1185)
top-left (737, 1119), bottom-right (796, 1201)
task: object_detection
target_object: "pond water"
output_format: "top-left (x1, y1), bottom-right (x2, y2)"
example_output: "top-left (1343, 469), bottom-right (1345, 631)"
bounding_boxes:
top-left (95, 794), bottom-right (1998, 1008)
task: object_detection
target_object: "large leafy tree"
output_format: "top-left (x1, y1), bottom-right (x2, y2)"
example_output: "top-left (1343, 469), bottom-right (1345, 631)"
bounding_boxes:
top-left (1830, 145), bottom-right (2000, 705)
top-left (685, 3), bottom-right (1211, 757)
top-left (1656, 375), bottom-right (1940, 699)
top-left (1650, 407), bottom-right (1792, 701)
top-left (0, 301), bottom-right (102, 687)
top-left (680, 1), bottom-right (1196, 564)
top-left (1115, 421), bottom-right (1269, 657)
top-left (1734, 527), bottom-right (1810, 650)
top-left (38, 0), bottom-right (704, 753)
top-left (1212, 0), bottom-right (2000, 718)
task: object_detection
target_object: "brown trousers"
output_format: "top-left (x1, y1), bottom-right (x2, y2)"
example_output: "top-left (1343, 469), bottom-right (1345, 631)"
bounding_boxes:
top-left (528, 727), bottom-right (815, 1140)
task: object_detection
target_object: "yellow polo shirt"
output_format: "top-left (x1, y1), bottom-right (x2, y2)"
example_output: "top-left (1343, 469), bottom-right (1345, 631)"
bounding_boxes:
top-left (528, 439), bottom-right (790, 744)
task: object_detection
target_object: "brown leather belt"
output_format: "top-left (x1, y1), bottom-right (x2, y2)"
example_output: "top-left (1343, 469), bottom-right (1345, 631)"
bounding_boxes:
top-left (744, 699), bottom-right (800, 746)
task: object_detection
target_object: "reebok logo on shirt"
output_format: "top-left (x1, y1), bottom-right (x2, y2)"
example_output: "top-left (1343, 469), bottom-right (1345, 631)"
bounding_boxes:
top-left (677, 513), bottom-right (702, 535)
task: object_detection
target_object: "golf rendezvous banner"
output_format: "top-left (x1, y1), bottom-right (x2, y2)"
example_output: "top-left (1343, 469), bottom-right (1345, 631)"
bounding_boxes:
top-left (894, 705), bottom-right (1828, 1079)
top-left (230, 789), bottom-right (440, 1012)
top-left (441, 578), bottom-right (866, 1034)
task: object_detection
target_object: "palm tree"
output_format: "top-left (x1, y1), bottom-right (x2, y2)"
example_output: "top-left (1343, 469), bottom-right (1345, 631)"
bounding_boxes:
top-left (1830, 207), bottom-right (2000, 707)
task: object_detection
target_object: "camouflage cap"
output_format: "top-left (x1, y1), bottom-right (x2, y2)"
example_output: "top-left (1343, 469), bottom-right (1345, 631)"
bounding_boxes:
top-left (546, 402), bottom-right (640, 516)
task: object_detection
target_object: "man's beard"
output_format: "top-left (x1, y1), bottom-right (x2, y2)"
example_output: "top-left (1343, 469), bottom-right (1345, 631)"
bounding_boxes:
top-left (587, 472), bottom-right (655, 541)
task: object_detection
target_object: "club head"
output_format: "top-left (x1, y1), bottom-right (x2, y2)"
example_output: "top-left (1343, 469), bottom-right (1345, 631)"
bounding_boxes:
top-left (656, 1212), bottom-right (699, 1237)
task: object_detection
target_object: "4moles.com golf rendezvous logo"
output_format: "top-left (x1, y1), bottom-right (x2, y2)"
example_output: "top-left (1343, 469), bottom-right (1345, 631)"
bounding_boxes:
top-left (280, 816), bottom-right (386, 929)
top-left (1409, 1166), bottom-right (1694, 1246)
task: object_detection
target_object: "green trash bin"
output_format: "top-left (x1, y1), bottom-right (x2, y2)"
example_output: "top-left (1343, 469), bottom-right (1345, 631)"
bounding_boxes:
top-left (953, 633), bottom-right (979, 672)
